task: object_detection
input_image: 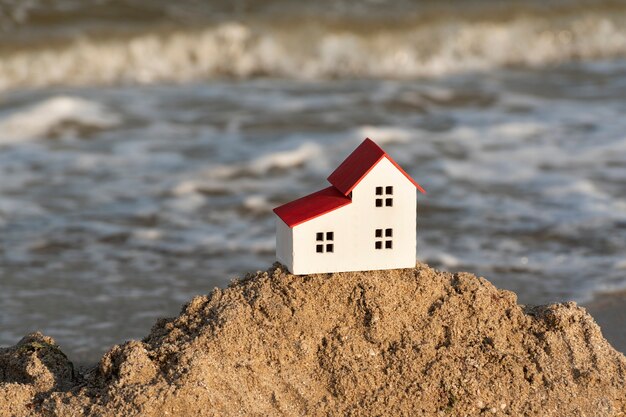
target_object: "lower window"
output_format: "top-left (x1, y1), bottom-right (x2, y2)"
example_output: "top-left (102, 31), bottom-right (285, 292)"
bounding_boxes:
top-left (375, 228), bottom-right (393, 250)
top-left (316, 231), bottom-right (334, 253)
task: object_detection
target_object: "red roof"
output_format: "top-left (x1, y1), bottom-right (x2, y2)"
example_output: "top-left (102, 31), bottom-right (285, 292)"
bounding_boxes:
top-left (273, 138), bottom-right (425, 228)
top-left (273, 186), bottom-right (351, 228)
top-left (328, 138), bottom-right (426, 195)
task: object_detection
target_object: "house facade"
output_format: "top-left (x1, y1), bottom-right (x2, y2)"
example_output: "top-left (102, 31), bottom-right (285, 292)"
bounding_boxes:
top-left (273, 138), bottom-right (425, 275)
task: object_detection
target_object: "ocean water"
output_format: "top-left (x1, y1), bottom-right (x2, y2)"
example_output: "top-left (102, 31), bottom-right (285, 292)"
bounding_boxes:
top-left (1, 0), bottom-right (626, 363)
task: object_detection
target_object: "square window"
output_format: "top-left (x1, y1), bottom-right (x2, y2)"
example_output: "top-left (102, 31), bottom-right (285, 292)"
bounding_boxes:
top-left (326, 231), bottom-right (334, 241)
top-left (386, 186), bottom-right (393, 195)
top-left (326, 244), bottom-right (334, 252)
top-left (385, 228), bottom-right (392, 237)
top-left (376, 199), bottom-right (383, 207)
top-left (375, 229), bottom-right (382, 238)
top-left (375, 241), bottom-right (382, 250)
top-left (385, 198), bottom-right (393, 207)
top-left (316, 244), bottom-right (324, 253)
top-left (316, 232), bottom-right (324, 241)
top-left (376, 186), bottom-right (383, 195)
top-left (385, 240), bottom-right (392, 249)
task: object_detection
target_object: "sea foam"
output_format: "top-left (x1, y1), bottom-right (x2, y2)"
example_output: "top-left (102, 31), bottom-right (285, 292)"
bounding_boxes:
top-left (0, 96), bottom-right (121, 144)
top-left (2, 11), bottom-right (626, 90)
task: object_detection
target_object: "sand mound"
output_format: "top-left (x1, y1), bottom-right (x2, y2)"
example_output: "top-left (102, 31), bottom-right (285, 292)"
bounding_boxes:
top-left (1, 263), bottom-right (625, 416)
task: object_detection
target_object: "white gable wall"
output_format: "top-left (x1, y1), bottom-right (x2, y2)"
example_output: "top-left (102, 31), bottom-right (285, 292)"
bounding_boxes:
top-left (349, 157), bottom-right (416, 270)
top-left (286, 157), bottom-right (417, 274)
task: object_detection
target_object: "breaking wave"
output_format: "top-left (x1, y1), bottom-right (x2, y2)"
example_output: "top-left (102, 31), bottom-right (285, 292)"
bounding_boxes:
top-left (3, 10), bottom-right (626, 90)
top-left (0, 96), bottom-right (121, 145)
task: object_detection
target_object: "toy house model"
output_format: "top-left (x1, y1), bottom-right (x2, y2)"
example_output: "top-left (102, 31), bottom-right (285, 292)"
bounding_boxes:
top-left (273, 138), bottom-right (425, 275)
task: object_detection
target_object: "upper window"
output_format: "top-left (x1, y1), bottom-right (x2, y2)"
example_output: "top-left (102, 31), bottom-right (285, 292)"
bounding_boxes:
top-left (316, 231), bottom-right (334, 253)
top-left (375, 186), bottom-right (393, 207)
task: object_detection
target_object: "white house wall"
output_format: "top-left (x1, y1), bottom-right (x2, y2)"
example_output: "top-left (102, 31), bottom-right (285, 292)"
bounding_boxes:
top-left (289, 157), bottom-right (417, 275)
top-left (276, 218), bottom-right (294, 270)
top-left (291, 203), bottom-right (356, 274)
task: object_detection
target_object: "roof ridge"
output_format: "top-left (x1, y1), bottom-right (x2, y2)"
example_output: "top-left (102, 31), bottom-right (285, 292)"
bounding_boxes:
top-left (327, 138), bottom-right (425, 195)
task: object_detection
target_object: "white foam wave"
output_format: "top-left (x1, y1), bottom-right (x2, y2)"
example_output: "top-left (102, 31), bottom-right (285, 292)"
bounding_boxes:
top-left (355, 126), bottom-right (413, 145)
top-left (3, 13), bottom-right (626, 90)
top-left (243, 195), bottom-right (273, 213)
top-left (249, 142), bottom-right (321, 173)
top-left (0, 96), bottom-right (121, 145)
top-left (423, 251), bottom-right (461, 268)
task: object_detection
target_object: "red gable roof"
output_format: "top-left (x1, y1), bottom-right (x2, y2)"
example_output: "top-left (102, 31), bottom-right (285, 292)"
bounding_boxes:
top-left (328, 138), bottom-right (426, 195)
top-left (273, 186), bottom-right (351, 228)
top-left (273, 138), bottom-right (425, 228)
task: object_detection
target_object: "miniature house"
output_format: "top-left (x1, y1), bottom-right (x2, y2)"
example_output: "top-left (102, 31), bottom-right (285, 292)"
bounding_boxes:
top-left (273, 138), bottom-right (425, 275)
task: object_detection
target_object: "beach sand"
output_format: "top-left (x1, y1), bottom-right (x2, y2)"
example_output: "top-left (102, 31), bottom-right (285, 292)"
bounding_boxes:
top-left (1, 263), bottom-right (625, 416)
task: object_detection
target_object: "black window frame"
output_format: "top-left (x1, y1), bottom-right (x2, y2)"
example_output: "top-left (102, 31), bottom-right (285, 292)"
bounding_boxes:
top-left (375, 186), bottom-right (394, 207)
top-left (375, 228), bottom-right (393, 250)
top-left (316, 231), bottom-right (334, 253)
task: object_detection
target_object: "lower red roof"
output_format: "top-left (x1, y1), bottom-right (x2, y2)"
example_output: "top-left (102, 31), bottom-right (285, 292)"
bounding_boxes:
top-left (273, 186), bottom-right (351, 228)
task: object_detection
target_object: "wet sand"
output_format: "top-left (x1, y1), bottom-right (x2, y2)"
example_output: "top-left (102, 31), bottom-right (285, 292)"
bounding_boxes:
top-left (585, 291), bottom-right (626, 354)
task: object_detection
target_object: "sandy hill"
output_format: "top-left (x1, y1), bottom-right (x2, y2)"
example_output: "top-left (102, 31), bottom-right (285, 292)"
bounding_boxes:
top-left (1, 263), bottom-right (625, 416)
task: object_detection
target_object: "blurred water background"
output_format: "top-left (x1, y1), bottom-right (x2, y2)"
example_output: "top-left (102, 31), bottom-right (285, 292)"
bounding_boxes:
top-left (1, 0), bottom-right (625, 363)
